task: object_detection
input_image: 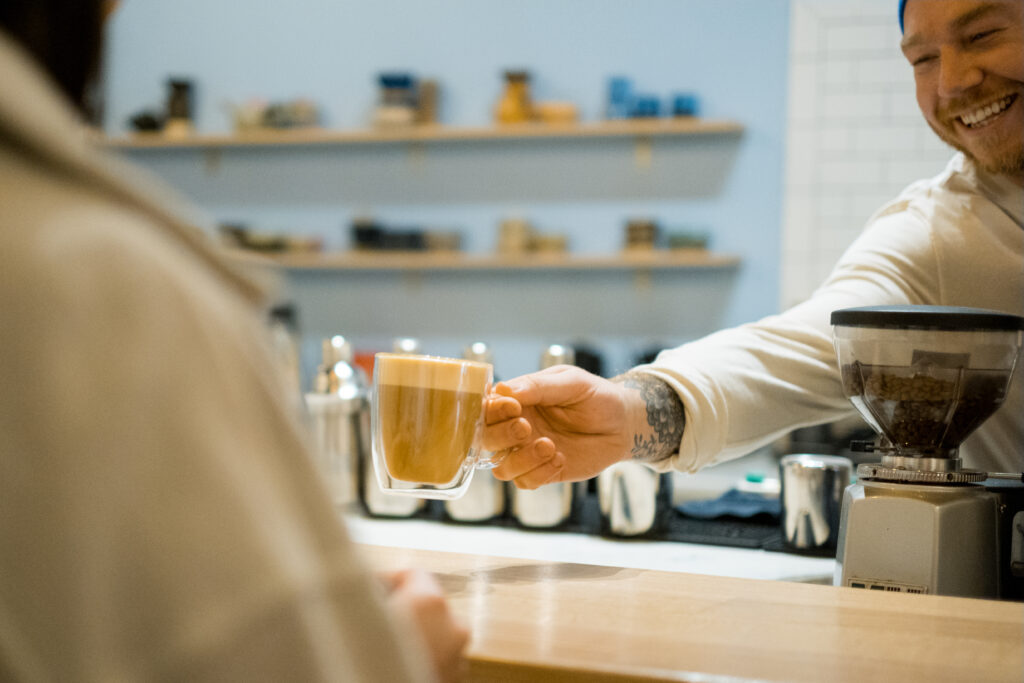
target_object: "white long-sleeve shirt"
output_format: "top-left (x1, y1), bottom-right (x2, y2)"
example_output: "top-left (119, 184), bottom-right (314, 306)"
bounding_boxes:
top-left (642, 154), bottom-right (1024, 474)
top-left (0, 32), bottom-right (432, 682)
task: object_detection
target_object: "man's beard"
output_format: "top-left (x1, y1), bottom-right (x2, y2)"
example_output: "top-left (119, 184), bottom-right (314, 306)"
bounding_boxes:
top-left (929, 118), bottom-right (1024, 176)
top-left (929, 89), bottom-right (1024, 177)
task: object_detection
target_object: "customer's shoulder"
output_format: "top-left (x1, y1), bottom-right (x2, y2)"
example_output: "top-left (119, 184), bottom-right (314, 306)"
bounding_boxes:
top-left (3, 160), bottom-right (154, 277)
top-left (2, 180), bottom-right (250, 367)
top-left (6, 145), bottom-right (254, 302)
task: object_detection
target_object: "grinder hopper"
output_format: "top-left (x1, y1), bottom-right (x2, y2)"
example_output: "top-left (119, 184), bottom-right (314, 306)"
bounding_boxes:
top-left (832, 305), bottom-right (1023, 464)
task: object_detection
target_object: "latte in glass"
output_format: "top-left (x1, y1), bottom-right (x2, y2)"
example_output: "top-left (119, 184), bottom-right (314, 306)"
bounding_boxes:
top-left (371, 353), bottom-right (496, 499)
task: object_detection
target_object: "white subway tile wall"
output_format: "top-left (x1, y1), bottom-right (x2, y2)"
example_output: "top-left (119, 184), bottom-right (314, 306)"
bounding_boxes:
top-left (781, 0), bottom-right (953, 309)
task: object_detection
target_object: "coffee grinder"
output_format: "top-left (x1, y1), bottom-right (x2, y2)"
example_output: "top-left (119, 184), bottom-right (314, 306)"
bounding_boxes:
top-left (831, 306), bottom-right (1024, 600)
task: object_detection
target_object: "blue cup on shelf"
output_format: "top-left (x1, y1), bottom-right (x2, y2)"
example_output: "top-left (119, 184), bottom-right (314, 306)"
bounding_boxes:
top-left (630, 95), bottom-right (661, 118)
top-left (606, 76), bottom-right (632, 119)
top-left (672, 93), bottom-right (700, 118)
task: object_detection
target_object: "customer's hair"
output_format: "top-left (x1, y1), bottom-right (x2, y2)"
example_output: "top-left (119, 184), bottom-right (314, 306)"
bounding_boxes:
top-left (0, 0), bottom-right (105, 118)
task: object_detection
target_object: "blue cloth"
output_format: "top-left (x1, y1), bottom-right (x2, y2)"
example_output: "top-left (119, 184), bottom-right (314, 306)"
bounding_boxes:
top-left (899, 0), bottom-right (908, 32)
top-left (677, 489), bottom-right (781, 521)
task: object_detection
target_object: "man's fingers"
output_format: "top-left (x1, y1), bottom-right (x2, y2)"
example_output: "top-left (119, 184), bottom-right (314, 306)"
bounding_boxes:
top-left (495, 365), bottom-right (594, 408)
top-left (484, 395), bottom-right (521, 425)
top-left (512, 450), bottom-right (569, 489)
top-left (513, 458), bottom-right (566, 490)
top-left (480, 416), bottom-right (531, 452)
top-left (492, 438), bottom-right (562, 484)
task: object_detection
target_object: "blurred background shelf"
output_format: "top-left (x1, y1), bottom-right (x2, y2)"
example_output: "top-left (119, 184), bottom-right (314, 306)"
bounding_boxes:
top-left (104, 118), bottom-right (744, 150)
top-left (226, 248), bottom-right (741, 272)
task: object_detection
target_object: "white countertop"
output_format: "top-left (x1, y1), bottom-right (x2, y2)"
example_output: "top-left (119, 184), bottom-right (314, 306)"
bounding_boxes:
top-left (345, 513), bottom-right (836, 584)
top-left (346, 450), bottom-right (837, 584)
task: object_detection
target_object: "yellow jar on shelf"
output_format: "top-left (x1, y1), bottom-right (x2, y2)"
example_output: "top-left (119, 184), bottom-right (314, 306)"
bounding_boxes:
top-left (495, 70), bottom-right (534, 124)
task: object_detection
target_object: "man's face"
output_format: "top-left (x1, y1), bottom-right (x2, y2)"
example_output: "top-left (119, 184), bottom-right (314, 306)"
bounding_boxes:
top-left (901, 0), bottom-right (1024, 180)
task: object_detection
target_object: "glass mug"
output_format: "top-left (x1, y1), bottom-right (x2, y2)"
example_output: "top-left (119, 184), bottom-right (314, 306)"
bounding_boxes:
top-left (371, 353), bottom-right (502, 499)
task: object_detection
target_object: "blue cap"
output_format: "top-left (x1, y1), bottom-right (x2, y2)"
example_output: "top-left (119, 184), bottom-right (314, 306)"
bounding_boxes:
top-left (899, 0), bottom-right (908, 32)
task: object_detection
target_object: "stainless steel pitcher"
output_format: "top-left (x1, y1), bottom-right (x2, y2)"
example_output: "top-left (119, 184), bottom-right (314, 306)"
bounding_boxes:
top-left (779, 454), bottom-right (852, 550)
top-left (305, 336), bottom-right (367, 509)
top-left (597, 461), bottom-right (674, 537)
top-left (512, 481), bottom-right (584, 529)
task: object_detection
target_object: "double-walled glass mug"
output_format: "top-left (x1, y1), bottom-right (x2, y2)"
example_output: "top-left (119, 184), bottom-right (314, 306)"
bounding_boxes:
top-left (371, 353), bottom-right (501, 499)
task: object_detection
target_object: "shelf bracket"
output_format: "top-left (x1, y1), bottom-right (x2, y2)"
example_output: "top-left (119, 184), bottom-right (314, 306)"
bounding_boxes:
top-left (633, 136), bottom-right (653, 171)
top-left (402, 269), bottom-right (425, 290)
top-left (203, 148), bottom-right (222, 175)
top-left (406, 141), bottom-right (427, 173)
top-left (632, 268), bottom-right (653, 291)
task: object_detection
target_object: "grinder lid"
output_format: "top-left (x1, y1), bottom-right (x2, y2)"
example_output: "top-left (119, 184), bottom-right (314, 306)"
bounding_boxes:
top-left (831, 305), bottom-right (1024, 332)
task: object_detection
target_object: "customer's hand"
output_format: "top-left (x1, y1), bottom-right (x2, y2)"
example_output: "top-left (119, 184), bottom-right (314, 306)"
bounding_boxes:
top-left (482, 365), bottom-right (637, 488)
top-left (382, 569), bottom-right (469, 683)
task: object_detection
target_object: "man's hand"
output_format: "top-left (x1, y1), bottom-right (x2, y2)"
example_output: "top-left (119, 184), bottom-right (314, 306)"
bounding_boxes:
top-left (483, 366), bottom-right (686, 488)
top-left (382, 569), bottom-right (469, 683)
top-left (483, 365), bottom-right (668, 488)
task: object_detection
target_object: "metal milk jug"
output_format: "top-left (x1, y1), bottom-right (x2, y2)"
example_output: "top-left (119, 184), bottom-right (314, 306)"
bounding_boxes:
top-left (304, 336), bottom-right (367, 509)
top-left (598, 462), bottom-right (674, 537)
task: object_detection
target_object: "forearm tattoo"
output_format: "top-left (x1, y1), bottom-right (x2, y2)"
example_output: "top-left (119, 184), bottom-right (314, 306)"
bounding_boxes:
top-left (615, 372), bottom-right (685, 463)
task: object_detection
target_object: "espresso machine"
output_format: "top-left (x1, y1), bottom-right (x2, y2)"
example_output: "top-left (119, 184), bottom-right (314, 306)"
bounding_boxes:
top-left (831, 306), bottom-right (1024, 600)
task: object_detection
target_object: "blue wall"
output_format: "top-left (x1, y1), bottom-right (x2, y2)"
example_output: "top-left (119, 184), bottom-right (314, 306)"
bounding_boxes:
top-left (103, 0), bottom-right (790, 381)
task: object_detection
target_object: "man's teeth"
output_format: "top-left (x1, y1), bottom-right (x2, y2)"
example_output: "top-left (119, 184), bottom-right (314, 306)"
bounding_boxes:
top-left (959, 96), bottom-right (1014, 127)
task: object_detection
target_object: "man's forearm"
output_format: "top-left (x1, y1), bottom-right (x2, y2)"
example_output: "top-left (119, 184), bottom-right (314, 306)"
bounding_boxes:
top-left (613, 372), bottom-right (685, 464)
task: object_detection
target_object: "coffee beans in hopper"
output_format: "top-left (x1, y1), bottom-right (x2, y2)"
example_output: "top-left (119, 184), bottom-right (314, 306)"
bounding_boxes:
top-left (841, 363), bottom-right (1010, 452)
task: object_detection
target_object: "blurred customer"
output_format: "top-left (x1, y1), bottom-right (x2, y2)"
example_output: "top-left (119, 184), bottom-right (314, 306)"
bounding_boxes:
top-left (0, 2), bottom-right (466, 681)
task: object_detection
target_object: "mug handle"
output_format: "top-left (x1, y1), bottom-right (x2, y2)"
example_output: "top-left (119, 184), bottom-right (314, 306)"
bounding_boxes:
top-left (474, 449), bottom-right (509, 470)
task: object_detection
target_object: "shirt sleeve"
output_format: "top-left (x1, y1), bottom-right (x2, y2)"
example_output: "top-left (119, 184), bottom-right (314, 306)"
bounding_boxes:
top-left (637, 200), bottom-right (941, 473)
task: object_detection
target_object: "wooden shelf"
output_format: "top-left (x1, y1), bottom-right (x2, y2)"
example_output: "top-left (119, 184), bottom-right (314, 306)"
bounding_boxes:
top-left (104, 118), bottom-right (743, 150)
top-left (226, 248), bottom-right (741, 272)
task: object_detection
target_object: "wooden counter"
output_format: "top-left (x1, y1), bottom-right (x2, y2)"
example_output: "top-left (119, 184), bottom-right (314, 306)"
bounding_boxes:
top-left (360, 544), bottom-right (1024, 683)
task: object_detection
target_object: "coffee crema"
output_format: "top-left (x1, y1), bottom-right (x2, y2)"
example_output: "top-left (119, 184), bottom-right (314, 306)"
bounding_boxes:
top-left (375, 354), bottom-right (489, 485)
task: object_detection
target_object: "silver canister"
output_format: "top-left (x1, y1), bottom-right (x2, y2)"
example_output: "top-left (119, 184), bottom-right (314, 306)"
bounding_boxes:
top-left (358, 337), bottom-right (425, 518)
top-left (597, 461), bottom-right (674, 537)
top-left (444, 342), bottom-right (507, 523)
top-left (304, 336), bottom-right (367, 509)
top-left (511, 344), bottom-right (579, 529)
top-left (779, 454), bottom-right (853, 550)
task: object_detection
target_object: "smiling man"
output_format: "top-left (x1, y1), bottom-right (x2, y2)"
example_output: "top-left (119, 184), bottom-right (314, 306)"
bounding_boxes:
top-left (483, 0), bottom-right (1024, 488)
top-left (901, 0), bottom-right (1024, 182)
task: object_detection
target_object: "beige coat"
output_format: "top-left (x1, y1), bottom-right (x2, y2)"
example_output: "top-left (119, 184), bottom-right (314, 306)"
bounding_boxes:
top-left (0, 32), bottom-right (430, 682)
